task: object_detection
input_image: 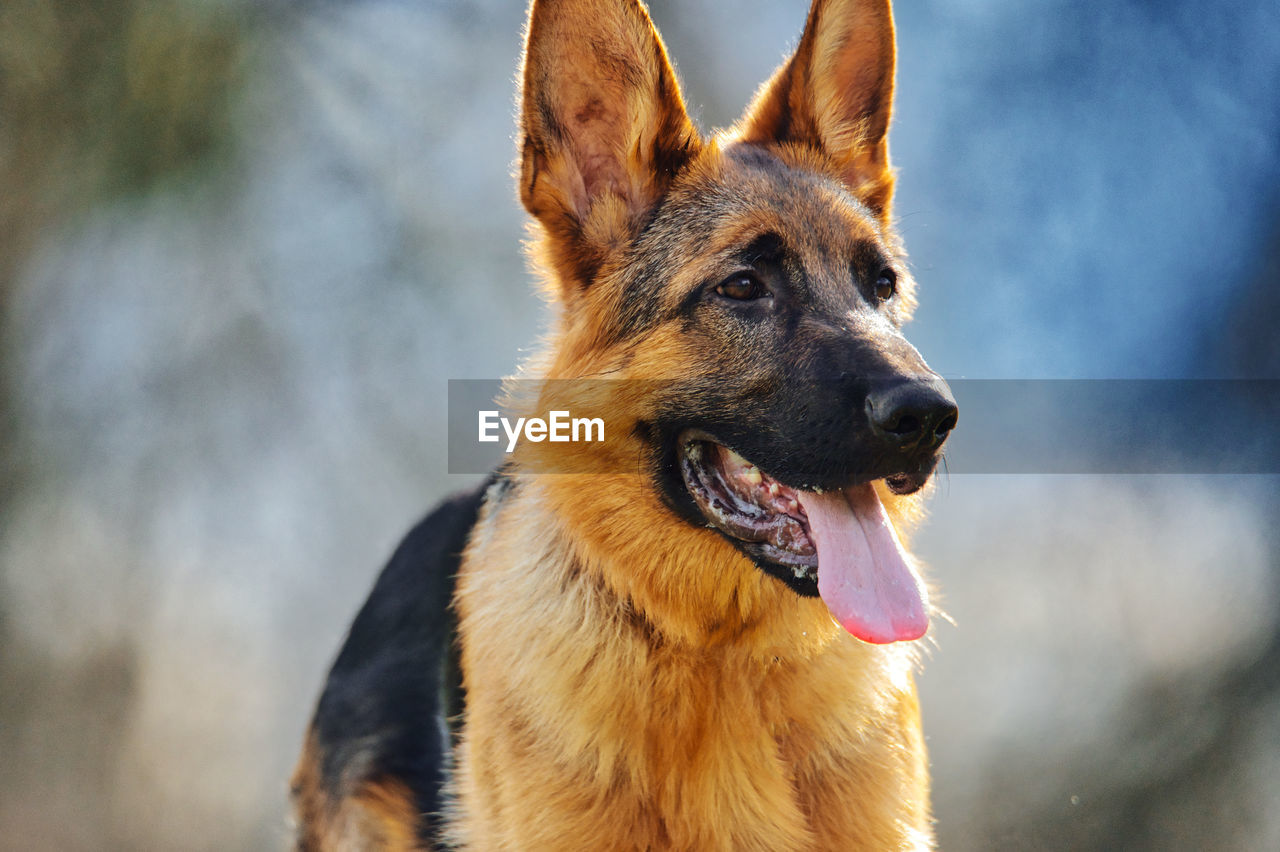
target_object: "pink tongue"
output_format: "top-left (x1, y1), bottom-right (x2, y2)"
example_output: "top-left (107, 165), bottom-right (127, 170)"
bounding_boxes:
top-left (798, 485), bottom-right (928, 644)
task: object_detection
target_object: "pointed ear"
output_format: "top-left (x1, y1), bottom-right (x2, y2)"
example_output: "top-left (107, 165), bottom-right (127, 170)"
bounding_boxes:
top-left (519, 0), bottom-right (701, 289)
top-left (737, 0), bottom-right (897, 220)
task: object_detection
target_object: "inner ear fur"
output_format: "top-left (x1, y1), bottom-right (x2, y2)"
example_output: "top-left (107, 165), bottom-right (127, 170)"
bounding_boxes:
top-left (736, 0), bottom-right (898, 220)
top-left (519, 0), bottom-right (702, 290)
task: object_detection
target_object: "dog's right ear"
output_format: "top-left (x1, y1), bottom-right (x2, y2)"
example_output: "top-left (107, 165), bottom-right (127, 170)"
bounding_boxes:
top-left (519, 0), bottom-right (701, 292)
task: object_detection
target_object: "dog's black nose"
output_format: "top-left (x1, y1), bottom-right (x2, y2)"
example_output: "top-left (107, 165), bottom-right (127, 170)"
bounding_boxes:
top-left (866, 377), bottom-right (958, 452)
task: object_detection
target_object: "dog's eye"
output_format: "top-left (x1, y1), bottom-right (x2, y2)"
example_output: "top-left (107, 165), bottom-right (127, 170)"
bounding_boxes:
top-left (874, 269), bottom-right (897, 301)
top-left (716, 275), bottom-right (769, 301)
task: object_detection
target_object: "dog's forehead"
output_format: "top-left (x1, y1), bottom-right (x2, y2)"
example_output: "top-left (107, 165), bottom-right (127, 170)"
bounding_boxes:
top-left (609, 143), bottom-right (900, 336)
top-left (654, 143), bottom-right (888, 267)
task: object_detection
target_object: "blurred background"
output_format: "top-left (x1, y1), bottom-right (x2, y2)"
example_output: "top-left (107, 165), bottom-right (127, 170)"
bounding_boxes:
top-left (1, 0), bottom-right (1277, 849)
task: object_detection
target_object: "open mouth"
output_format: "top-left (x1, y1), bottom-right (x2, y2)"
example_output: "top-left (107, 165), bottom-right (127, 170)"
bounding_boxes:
top-left (679, 434), bottom-right (930, 644)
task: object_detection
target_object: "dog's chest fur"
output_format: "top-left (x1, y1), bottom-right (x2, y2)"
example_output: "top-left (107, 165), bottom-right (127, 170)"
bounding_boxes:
top-left (447, 482), bottom-right (932, 851)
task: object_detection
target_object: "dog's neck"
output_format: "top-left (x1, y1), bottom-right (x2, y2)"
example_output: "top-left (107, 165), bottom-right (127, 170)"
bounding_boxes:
top-left (471, 474), bottom-right (870, 661)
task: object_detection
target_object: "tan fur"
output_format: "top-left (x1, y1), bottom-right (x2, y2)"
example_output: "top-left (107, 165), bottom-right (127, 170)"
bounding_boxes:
top-left (447, 1), bottom-right (936, 849)
top-left (738, 0), bottom-right (898, 219)
top-left (450, 481), bottom-right (931, 851)
top-left (292, 735), bottom-right (426, 851)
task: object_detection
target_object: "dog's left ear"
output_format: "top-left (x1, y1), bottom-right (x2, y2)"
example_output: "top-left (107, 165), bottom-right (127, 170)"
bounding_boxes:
top-left (519, 0), bottom-right (702, 290)
top-left (737, 0), bottom-right (897, 221)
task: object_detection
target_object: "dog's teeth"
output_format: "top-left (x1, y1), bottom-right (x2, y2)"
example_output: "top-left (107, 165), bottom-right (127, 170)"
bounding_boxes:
top-left (745, 466), bottom-right (762, 485)
top-left (687, 443), bottom-right (701, 460)
top-left (813, 487), bottom-right (824, 495)
top-left (768, 482), bottom-right (781, 497)
top-left (725, 448), bottom-right (748, 468)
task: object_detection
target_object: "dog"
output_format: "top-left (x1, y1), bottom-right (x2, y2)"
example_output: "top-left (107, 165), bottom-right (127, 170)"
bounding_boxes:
top-left (291, 0), bottom-right (957, 848)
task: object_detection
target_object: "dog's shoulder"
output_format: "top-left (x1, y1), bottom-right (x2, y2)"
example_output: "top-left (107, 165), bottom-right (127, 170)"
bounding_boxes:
top-left (292, 477), bottom-right (494, 850)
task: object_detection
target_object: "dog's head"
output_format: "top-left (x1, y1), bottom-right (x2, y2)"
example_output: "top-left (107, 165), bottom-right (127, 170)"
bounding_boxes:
top-left (513, 0), bottom-right (955, 646)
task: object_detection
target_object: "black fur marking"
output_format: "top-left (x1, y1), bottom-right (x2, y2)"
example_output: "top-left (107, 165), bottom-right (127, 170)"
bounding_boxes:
top-left (614, 251), bottom-right (669, 339)
top-left (739, 232), bottom-right (785, 267)
top-left (309, 476), bottom-right (493, 849)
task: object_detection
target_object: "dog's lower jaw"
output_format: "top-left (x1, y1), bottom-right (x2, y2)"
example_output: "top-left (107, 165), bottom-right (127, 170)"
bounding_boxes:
top-left (448, 476), bottom-right (935, 851)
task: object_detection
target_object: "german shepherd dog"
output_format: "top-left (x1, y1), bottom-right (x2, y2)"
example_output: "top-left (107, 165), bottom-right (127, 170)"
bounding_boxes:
top-left (292, 0), bottom-right (957, 848)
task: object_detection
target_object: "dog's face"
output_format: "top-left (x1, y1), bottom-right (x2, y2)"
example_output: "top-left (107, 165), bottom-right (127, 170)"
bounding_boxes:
top-left (631, 146), bottom-right (956, 595)
top-left (517, 0), bottom-right (955, 645)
